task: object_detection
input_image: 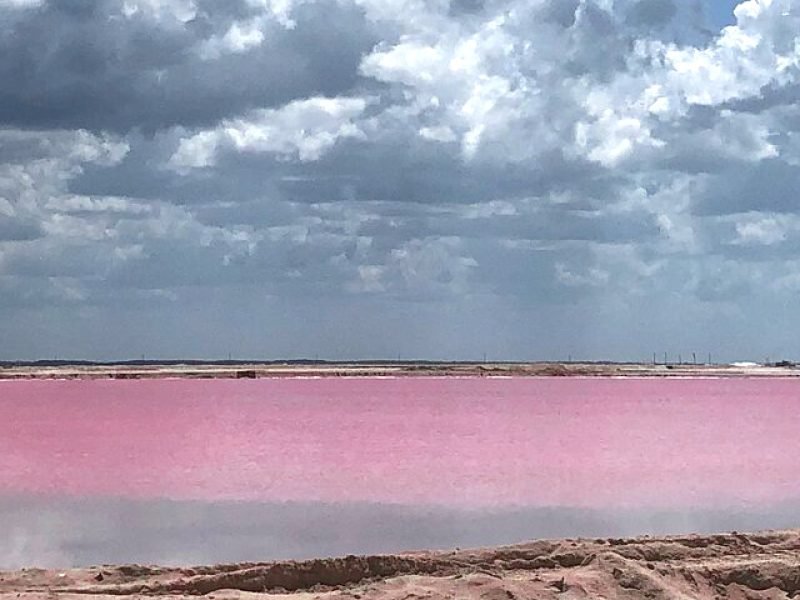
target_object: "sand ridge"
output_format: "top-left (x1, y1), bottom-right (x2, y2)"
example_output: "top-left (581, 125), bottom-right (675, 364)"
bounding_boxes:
top-left (3, 529), bottom-right (800, 599)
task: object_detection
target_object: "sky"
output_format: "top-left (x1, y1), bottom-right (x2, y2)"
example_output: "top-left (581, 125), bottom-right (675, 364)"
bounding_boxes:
top-left (707, 0), bottom-right (741, 25)
top-left (1, 0), bottom-right (799, 362)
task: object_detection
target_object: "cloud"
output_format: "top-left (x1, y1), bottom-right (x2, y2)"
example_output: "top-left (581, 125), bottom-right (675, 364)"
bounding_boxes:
top-left (121, 0), bottom-right (198, 22)
top-left (169, 96), bottom-right (370, 170)
top-left (625, 0), bottom-right (678, 27)
top-left (0, 0), bottom-right (377, 132)
top-left (734, 215), bottom-right (790, 245)
top-left (0, 0), bottom-right (42, 7)
top-left (2, 0), bottom-right (800, 361)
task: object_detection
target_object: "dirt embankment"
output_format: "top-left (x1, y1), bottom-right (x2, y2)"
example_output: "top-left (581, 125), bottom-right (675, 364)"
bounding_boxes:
top-left (1, 361), bottom-right (798, 380)
top-left (3, 529), bottom-right (800, 599)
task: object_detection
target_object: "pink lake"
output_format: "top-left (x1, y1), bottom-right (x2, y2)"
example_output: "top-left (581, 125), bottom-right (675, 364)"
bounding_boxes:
top-left (1, 377), bottom-right (799, 510)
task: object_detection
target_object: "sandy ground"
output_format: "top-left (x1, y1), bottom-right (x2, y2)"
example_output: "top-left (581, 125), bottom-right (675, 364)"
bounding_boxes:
top-left (3, 529), bottom-right (800, 599)
top-left (1, 361), bottom-right (798, 380)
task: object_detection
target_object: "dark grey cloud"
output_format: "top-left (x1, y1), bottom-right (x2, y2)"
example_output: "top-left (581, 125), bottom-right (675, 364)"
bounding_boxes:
top-left (722, 81), bottom-right (800, 115)
top-left (693, 159), bottom-right (800, 216)
top-left (540, 0), bottom-right (580, 28)
top-left (626, 0), bottom-right (678, 27)
top-left (448, 0), bottom-right (485, 16)
top-left (0, 219), bottom-right (43, 242)
top-left (0, 0), bottom-right (376, 132)
top-left (69, 129), bottom-right (620, 213)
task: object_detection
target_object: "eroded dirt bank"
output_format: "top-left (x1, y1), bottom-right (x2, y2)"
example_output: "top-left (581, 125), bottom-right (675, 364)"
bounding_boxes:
top-left (3, 529), bottom-right (800, 599)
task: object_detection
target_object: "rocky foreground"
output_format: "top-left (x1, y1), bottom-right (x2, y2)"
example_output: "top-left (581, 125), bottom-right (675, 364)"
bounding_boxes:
top-left (3, 529), bottom-right (800, 599)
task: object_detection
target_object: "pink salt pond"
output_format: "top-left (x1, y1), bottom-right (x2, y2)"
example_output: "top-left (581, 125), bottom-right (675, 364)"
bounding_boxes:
top-left (1, 377), bottom-right (798, 510)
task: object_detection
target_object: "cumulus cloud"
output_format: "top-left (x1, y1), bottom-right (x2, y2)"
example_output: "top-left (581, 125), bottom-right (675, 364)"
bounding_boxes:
top-left (169, 96), bottom-right (370, 170)
top-left (0, 0), bottom-right (42, 7)
top-left (121, 0), bottom-right (198, 22)
top-left (0, 0), bottom-right (376, 132)
top-left (2, 0), bottom-right (800, 361)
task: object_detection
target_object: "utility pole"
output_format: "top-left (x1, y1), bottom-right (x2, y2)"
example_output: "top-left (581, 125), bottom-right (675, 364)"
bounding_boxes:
top-left (653, 352), bottom-right (657, 365)
top-left (692, 352), bottom-right (697, 365)
top-left (664, 352), bottom-right (668, 365)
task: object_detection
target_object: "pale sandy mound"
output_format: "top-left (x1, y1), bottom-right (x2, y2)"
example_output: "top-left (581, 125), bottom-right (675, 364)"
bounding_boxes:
top-left (2, 529), bottom-right (800, 599)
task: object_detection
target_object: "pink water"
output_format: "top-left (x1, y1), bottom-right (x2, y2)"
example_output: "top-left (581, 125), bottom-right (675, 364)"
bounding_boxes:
top-left (1, 377), bottom-right (798, 509)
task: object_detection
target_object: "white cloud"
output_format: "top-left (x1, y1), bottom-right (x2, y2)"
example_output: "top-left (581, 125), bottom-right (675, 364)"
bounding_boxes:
top-left (168, 131), bottom-right (219, 170)
top-left (351, 0), bottom-right (791, 166)
top-left (418, 125), bottom-right (457, 142)
top-left (199, 18), bottom-right (267, 60)
top-left (169, 97), bottom-right (370, 170)
top-left (197, 0), bottom-right (318, 58)
top-left (0, 0), bottom-right (43, 8)
top-left (559, 0), bottom-right (799, 165)
top-left (121, 0), bottom-right (197, 22)
top-left (361, 13), bottom-right (536, 161)
top-left (575, 111), bottom-right (664, 167)
top-left (245, 0), bottom-right (312, 28)
top-left (555, 263), bottom-right (610, 288)
top-left (734, 215), bottom-right (789, 245)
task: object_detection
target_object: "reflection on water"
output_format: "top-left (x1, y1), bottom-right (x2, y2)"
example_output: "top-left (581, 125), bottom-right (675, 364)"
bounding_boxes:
top-left (3, 495), bottom-right (799, 568)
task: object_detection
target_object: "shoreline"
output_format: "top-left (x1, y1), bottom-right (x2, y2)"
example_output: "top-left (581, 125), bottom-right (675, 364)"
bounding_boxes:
top-left (2, 528), bottom-right (799, 599)
top-left (1, 361), bottom-right (799, 380)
